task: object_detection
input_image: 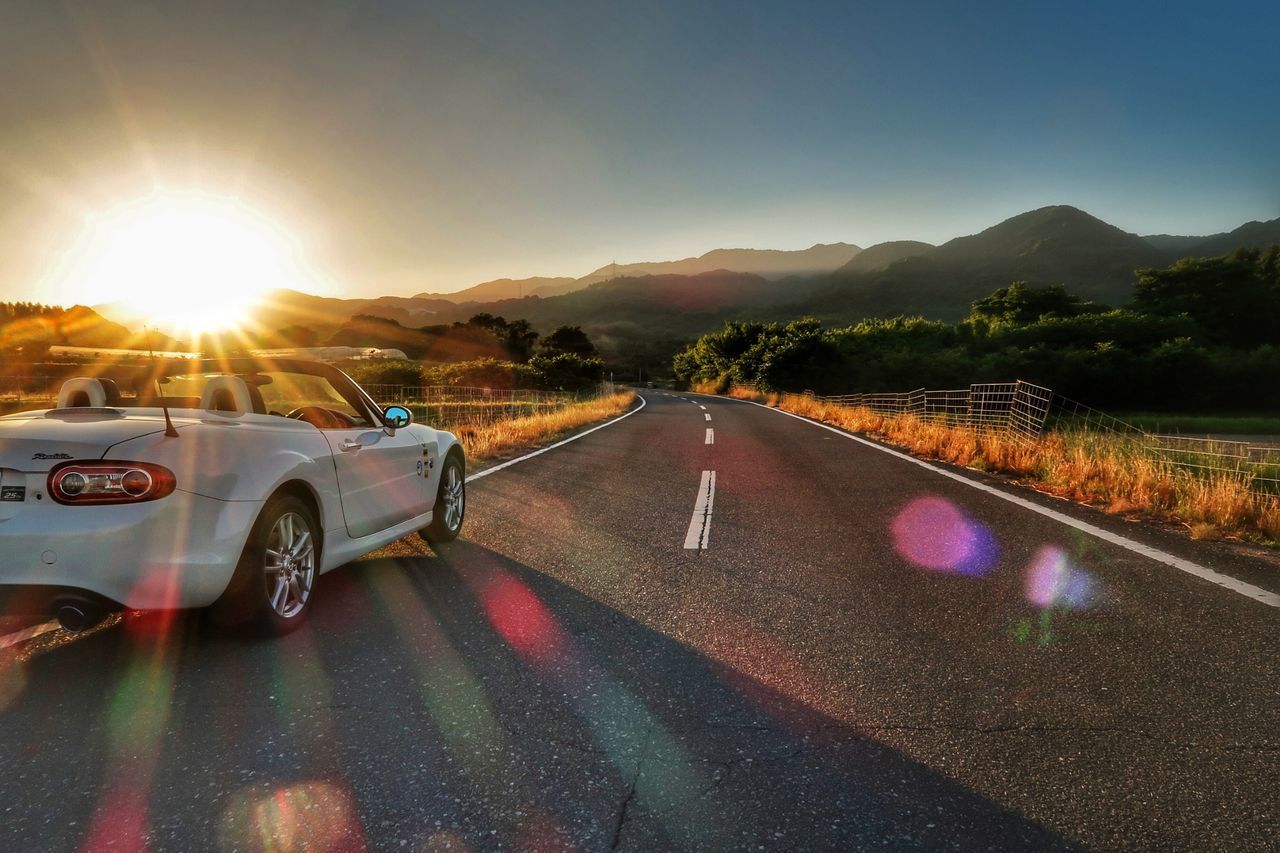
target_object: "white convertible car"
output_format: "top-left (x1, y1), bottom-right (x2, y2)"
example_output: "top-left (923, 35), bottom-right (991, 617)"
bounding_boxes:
top-left (0, 358), bottom-right (465, 635)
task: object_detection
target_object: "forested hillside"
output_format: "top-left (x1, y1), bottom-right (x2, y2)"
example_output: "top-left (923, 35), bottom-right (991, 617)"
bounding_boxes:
top-left (674, 246), bottom-right (1280, 411)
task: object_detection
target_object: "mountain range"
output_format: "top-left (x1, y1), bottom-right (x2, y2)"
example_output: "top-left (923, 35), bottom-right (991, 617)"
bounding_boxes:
top-left (412, 242), bottom-right (862, 303)
top-left (87, 205), bottom-right (1280, 362)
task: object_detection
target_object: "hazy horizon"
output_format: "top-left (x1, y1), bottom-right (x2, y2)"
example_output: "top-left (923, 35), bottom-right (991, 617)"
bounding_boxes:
top-left (2, 0), bottom-right (1277, 307)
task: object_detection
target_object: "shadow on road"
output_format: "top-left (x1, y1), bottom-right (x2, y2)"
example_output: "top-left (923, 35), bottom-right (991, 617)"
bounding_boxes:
top-left (0, 540), bottom-right (1075, 851)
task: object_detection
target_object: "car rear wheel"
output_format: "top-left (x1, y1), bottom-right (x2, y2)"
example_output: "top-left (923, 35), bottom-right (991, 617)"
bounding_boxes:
top-left (216, 495), bottom-right (319, 635)
top-left (421, 454), bottom-right (465, 545)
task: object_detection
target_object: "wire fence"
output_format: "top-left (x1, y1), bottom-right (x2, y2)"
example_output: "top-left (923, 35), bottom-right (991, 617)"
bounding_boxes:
top-left (747, 378), bottom-right (1280, 494)
top-left (3, 375), bottom-right (616, 431)
top-left (363, 382), bottom-right (615, 429)
top-left (796, 380), bottom-right (1056, 443)
top-left (0, 376), bottom-right (56, 410)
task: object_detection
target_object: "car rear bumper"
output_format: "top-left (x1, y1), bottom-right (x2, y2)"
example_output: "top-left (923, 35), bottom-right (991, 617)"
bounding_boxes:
top-left (0, 490), bottom-right (263, 610)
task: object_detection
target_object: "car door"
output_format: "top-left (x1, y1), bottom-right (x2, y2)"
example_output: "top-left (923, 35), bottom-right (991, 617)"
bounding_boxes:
top-left (324, 426), bottom-right (432, 539)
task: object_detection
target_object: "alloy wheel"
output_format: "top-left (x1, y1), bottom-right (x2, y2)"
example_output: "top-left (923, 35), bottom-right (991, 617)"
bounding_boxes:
top-left (442, 464), bottom-right (465, 531)
top-left (263, 511), bottom-right (315, 618)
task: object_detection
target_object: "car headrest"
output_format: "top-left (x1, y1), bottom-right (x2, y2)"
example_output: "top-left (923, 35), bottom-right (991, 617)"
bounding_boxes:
top-left (200, 375), bottom-right (253, 413)
top-left (57, 377), bottom-right (121, 409)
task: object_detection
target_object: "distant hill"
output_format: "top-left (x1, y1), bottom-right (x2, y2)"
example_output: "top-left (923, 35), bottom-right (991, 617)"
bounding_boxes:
top-left (799, 206), bottom-right (1170, 322)
top-left (407, 243), bottom-right (862, 305)
top-left (326, 314), bottom-right (515, 361)
top-left (1184, 218), bottom-right (1280, 258)
top-left (836, 240), bottom-right (933, 275)
top-left (1143, 217), bottom-right (1280, 258)
top-left (577, 243), bottom-right (861, 286)
top-left (96, 290), bottom-right (463, 343)
top-left (415, 276), bottom-right (578, 303)
top-left (0, 304), bottom-right (138, 350)
top-left (1142, 234), bottom-right (1207, 254)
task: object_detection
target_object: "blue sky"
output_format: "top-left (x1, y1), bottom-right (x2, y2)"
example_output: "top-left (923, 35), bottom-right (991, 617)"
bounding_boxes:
top-left (1, 0), bottom-right (1277, 299)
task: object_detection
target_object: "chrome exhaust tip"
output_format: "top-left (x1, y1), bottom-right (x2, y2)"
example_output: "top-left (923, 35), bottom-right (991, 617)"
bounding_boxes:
top-left (53, 599), bottom-right (105, 633)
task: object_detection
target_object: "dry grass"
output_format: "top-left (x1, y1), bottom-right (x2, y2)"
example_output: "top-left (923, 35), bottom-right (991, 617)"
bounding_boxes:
top-left (727, 387), bottom-right (1280, 546)
top-left (459, 391), bottom-right (637, 463)
top-left (692, 378), bottom-right (730, 395)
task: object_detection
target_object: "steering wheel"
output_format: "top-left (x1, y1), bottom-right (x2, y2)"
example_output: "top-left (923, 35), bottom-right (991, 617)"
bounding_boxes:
top-left (285, 406), bottom-right (357, 430)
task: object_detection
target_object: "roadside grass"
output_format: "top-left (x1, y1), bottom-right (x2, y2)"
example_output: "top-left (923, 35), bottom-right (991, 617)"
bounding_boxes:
top-left (457, 391), bottom-right (637, 464)
top-left (725, 387), bottom-right (1280, 546)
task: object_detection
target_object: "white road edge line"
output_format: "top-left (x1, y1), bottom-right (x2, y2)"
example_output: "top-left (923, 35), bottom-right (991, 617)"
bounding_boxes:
top-left (467, 395), bottom-right (647, 483)
top-left (683, 470), bottom-right (717, 550)
top-left (705, 428), bottom-right (715, 445)
top-left (719, 395), bottom-right (1280, 609)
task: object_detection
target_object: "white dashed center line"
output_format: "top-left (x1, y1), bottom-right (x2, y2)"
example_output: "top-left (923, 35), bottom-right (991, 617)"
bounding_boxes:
top-left (683, 470), bottom-right (717, 550)
top-left (705, 428), bottom-right (715, 445)
top-left (704, 412), bottom-right (711, 421)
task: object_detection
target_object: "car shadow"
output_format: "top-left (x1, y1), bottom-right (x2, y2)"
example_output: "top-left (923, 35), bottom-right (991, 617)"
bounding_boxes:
top-left (0, 540), bottom-right (1077, 851)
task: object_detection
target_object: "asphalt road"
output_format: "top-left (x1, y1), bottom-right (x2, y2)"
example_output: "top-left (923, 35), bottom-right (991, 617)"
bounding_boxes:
top-left (1, 391), bottom-right (1276, 851)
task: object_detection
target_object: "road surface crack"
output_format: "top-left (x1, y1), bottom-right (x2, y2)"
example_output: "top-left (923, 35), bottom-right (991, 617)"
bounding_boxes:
top-left (608, 724), bottom-right (655, 851)
top-left (697, 745), bottom-right (813, 798)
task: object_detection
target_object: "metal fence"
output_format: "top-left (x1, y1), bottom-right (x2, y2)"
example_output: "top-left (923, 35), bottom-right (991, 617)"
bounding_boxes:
top-left (0, 376), bottom-right (56, 409)
top-left (752, 379), bottom-right (1280, 493)
top-left (798, 380), bottom-right (1056, 442)
top-left (1042, 394), bottom-right (1280, 491)
top-left (2, 376), bottom-right (613, 431)
top-left (363, 383), bottom-right (612, 429)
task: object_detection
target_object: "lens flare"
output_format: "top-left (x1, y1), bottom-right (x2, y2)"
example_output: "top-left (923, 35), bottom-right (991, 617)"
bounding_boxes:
top-left (479, 574), bottom-right (568, 664)
top-left (891, 496), bottom-right (998, 576)
top-left (219, 782), bottom-right (365, 852)
top-left (1025, 545), bottom-right (1096, 609)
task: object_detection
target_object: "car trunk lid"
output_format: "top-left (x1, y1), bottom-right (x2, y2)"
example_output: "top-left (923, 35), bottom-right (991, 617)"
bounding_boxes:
top-left (0, 409), bottom-right (191, 472)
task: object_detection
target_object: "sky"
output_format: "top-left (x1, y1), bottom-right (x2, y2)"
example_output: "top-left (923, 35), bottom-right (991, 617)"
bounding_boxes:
top-left (1, 0), bottom-right (1277, 303)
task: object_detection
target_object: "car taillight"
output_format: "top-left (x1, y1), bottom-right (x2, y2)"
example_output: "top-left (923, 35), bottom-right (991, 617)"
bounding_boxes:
top-left (48, 461), bottom-right (176, 505)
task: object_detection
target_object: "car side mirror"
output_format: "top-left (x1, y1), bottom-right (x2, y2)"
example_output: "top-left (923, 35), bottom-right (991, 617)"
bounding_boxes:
top-left (383, 405), bottom-right (413, 431)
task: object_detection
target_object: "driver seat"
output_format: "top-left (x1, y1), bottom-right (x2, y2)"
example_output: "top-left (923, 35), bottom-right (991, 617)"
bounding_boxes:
top-left (200, 376), bottom-right (254, 413)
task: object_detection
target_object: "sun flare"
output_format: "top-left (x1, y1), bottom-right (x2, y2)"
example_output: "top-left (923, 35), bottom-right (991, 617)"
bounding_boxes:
top-left (48, 192), bottom-right (322, 338)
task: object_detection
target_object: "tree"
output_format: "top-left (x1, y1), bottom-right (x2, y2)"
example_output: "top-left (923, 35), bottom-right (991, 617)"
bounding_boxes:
top-left (1133, 246), bottom-right (1280, 348)
top-left (672, 321), bottom-right (768, 384)
top-left (539, 325), bottom-right (598, 358)
top-left (530, 352), bottom-right (603, 391)
top-left (464, 313), bottom-right (540, 361)
top-left (969, 282), bottom-right (1099, 326)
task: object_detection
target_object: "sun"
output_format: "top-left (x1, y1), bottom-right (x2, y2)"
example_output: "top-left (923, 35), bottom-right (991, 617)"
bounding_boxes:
top-left (48, 191), bottom-right (323, 338)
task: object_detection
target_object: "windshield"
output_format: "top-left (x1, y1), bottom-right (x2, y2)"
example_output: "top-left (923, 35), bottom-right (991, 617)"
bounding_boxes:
top-left (146, 370), bottom-right (374, 426)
